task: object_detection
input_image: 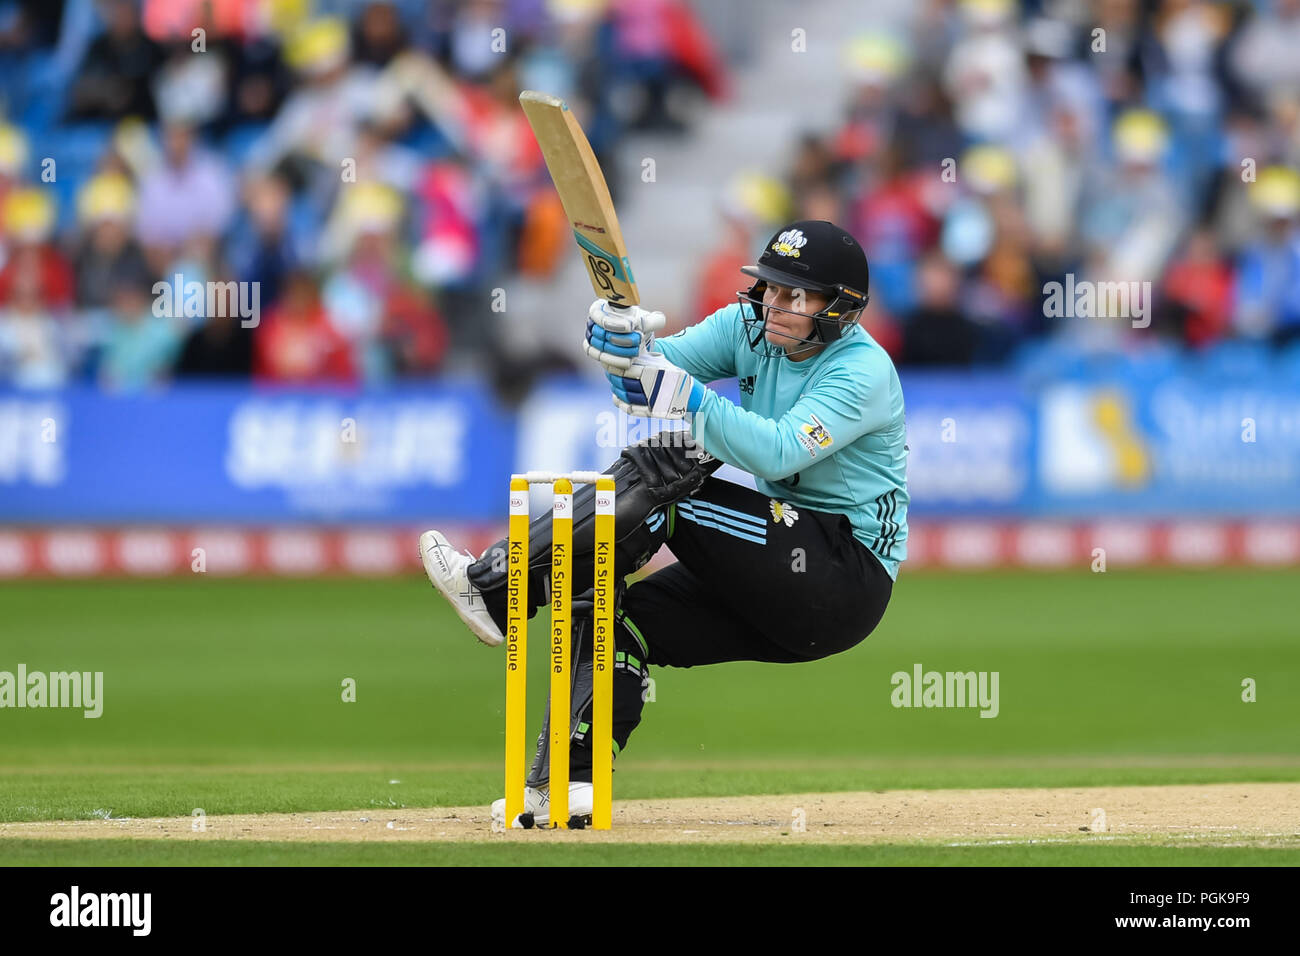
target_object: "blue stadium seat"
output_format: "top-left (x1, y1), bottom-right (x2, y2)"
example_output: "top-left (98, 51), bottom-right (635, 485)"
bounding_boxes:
top-left (221, 123), bottom-right (271, 166)
top-left (399, 121), bottom-right (453, 161)
top-left (33, 122), bottom-right (114, 232)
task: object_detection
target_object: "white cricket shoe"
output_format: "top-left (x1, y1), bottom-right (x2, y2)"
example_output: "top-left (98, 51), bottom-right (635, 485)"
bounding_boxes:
top-left (491, 782), bottom-right (595, 829)
top-left (419, 530), bottom-right (504, 647)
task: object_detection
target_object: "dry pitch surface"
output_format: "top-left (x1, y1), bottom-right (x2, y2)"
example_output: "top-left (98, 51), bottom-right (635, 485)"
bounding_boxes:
top-left (4, 783), bottom-right (1297, 848)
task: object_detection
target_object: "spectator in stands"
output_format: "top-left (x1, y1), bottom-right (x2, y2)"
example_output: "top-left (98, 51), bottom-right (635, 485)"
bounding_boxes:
top-left (910, 0), bottom-right (962, 74)
top-left (0, 237), bottom-right (72, 387)
top-left (321, 182), bottom-right (407, 381)
top-left (0, 124), bottom-right (30, 217)
top-left (0, 0), bottom-right (66, 51)
top-left (1021, 101), bottom-right (1089, 269)
top-left (224, 172), bottom-right (307, 311)
top-left (135, 117), bottom-right (236, 273)
top-left (455, 59), bottom-right (549, 204)
top-left (788, 133), bottom-right (841, 200)
top-left (245, 18), bottom-right (375, 203)
top-left (173, 313), bottom-right (254, 379)
top-left (72, 171), bottom-right (149, 308)
top-left (349, 118), bottom-right (422, 194)
top-left (1161, 227), bottom-right (1234, 348)
top-left (851, 143), bottom-right (940, 316)
top-left (0, 188), bottom-right (74, 309)
top-left (947, 145), bottom-right (1036, 353)
top-left (1080, 109), bottom-right (1185, 286)
top-left (1139, 0), bottom-right (1232, 198)
top-left (1229, 0), bottom-right (1300, 105)
top-left (891, 74), bottom-right (964, 168)
top-left (902, 251), bottom-right (981, 366)
top-left (96, 274), bottom-right (181, 390)
top-left (606, 0), bottom-right (726, 132)
top-left (1234, 166), bottom-right (1300, 346)
top-left (418, 157), bottom-right (482, 268)
top-left (223, 27), bottom-right (292, 127)
top-left (1266, 92), bottom-right (1300, 173)
top-left (67, 0), bottom-right (163, 120)
top-left (152, 28), bottom-right (231, 134)
top-left (1019, 17), bottom-right (1102, 156)
top-left (353, 1), bottom-right (409, 68)
top-left (253, 269), bottom-right (355, 384)
top-left (382, 286), bottom-right (449, 377)
top-left (942, 0), bottom-right (1028, 144)
top-left (440, 0), bottom-right (514, 82)
top-left (1092, 0), bottom-right (1144, 111)
top-left (320, 177), bottom-right (449, 378)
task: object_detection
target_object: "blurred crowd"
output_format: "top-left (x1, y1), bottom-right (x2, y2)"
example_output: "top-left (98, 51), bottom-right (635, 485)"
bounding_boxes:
top-left (4, 0), bottom-right (1299, 392)
top-left (0, 0), bottom-right (723, 391)
top-left (692, 0), bottom-right (1300, 370)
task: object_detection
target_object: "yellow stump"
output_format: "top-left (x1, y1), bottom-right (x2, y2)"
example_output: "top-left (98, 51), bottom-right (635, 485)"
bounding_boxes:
top-left (592, 477), bottom-right (616, 828)
top-left (549, 478), bottom-right (573, 827)
top-left (504, 478), bottom-right (530, 828)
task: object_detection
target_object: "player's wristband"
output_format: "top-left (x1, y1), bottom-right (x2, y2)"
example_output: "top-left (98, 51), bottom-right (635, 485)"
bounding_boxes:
top-left (686, 379), bottom-right (706, 413)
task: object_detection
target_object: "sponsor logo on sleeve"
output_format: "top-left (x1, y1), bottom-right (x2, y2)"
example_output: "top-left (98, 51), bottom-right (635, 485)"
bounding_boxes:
top-left (798, 414), bottom-right (833, 457)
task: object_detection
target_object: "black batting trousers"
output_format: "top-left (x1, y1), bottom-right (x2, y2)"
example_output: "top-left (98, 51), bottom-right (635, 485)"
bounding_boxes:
top-left (478, 477), bottom-right (894, 786)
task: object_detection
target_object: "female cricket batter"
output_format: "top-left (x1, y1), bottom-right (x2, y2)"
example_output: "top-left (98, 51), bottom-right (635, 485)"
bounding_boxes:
top-left (420, 220), bottom-right (908, 826)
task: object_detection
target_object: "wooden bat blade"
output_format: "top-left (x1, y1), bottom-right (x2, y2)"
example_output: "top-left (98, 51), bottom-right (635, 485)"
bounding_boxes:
top-left (519, 90), bottom-right (639, 306)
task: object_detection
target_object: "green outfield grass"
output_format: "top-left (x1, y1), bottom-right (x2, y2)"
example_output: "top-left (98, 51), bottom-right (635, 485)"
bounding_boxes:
top-left (1, 570), bottom-right (1296, 852)
top-left (2, 838), bottom-right (1297, 867)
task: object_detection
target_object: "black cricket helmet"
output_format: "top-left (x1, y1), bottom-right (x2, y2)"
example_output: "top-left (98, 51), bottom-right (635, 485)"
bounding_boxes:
top-left (738, 219), bottom-right (870, 357)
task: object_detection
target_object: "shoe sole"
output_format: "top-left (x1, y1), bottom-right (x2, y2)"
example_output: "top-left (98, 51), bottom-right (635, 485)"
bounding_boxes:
top-left (419, 533), bottom-right (503, 647)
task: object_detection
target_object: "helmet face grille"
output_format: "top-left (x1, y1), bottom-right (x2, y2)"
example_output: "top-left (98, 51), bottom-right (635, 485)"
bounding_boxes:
top-left (736, 287), bottom-right (848, 360)
top-left (738, 292), bottom-right (788, 359)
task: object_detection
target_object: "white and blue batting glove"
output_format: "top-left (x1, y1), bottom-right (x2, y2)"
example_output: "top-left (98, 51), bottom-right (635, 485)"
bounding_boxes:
top-left (583, 299), bottom-right (666, 371)
top-left (606, 350), bottom-right (706, 420)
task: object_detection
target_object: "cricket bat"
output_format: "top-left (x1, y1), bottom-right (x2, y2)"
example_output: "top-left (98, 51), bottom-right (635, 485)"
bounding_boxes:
top-left (519, 91), bottom-right (639, 307)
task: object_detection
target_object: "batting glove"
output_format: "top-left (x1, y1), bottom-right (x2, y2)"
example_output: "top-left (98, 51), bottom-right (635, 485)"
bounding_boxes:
top-left (583, 299), bottom-right (666, 371)
top-left (606, 351), bottom-right (706, 420)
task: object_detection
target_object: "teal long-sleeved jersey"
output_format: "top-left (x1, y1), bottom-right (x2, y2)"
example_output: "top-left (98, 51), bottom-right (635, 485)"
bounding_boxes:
top-left (655, 302), bottom-right (908, 579)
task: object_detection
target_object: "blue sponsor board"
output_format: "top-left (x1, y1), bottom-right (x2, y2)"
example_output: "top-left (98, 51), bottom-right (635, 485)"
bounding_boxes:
top-left (1035, 374), bottom-right (1300, 516)
top-left (895, 373), bottom-right (1034, 516)
top-left (0, 383), bottom-right (514, 523)
top-left (1, 368), bottom-right (1297, 522)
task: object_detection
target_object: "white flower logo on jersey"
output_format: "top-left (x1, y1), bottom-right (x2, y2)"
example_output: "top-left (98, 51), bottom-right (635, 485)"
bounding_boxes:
top-left (770, 500), bottom-right (799, 526)
top-left (771, 229), bottom-right (807, 258)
